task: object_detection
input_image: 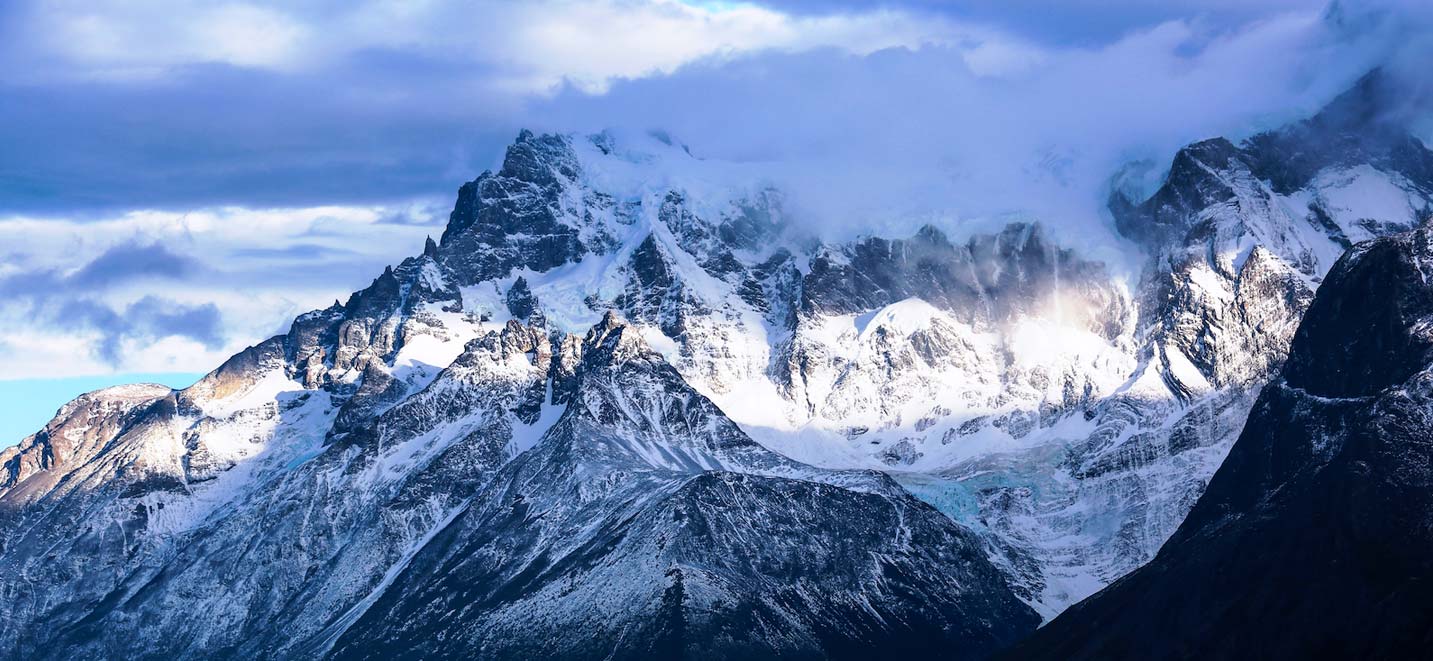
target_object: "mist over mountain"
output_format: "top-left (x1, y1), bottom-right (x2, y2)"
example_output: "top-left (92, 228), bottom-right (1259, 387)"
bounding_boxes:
top-left (8, 0), bottom-right (1433, 382)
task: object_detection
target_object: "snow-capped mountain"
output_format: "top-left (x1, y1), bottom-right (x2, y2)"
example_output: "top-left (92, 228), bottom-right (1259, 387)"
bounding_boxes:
top-left (326, 313), bottom-right (1037, 659)
top-left (1, 70), bottom-right (1430, 658)
top-left (928, 68), bottom-right (1433, 611)
top-left (0, 132), bottom-right (1047, 658)
top-left (0, 311), bottom-right (1038, 658)
top-left (1012, 222), bottom-right (1433, 659)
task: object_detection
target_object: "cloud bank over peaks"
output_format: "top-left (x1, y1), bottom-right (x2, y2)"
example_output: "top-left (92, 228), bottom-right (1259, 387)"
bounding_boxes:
top-left (2, 0), bottom-right (1431, 378)
top-left (0, 0), bottom-right (1050, 215)
top-left (529, 1), bottom-right (1418, 266)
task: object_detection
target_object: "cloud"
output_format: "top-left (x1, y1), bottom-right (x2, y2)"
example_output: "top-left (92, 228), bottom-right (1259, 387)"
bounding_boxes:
top-left (0, 205), bottom-right (434, 376)
top-left (53, 297), bottom-right (223, 365)
top-left (1326, 0), bottom-right (1433, 136)
top-left (0, 240), bottom-right (216, 367)
top-left (2, 0), bottom-right (1430, 377)
top-left (0, 241), bottom-right (201, 298)
top-left (28, 2), bottom-right (309, 77)
top-left (0, 0), bottom-right (1025, 215)
top-left (10, 1), bottom-right (959, 88)
top-left (518, 5), bottom-right (1415, 268)
top-left (68, 241), bottom-right (203, 288)
top-left (0, 65), bottom-right (511, 214)
top-left (228, 243), bottom-right (358, 259)
top-left (758, 0), bottom-right (1327, 45)
top-left (4, 0), bottom-right (1422, 222)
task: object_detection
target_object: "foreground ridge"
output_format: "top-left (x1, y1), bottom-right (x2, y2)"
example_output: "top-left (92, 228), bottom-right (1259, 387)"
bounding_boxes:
top-left (1010, 224), bottom-right (1433, 659)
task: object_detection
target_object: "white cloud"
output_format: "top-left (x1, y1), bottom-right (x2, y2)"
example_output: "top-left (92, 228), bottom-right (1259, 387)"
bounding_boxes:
top-left (527, 5), bottom-right (1394, 268)
top-left (0, 330), bottom-right (224, 380)
top-left (5, 0), bottom-right (1428, 379)
top-left (17, 0), bottom-right (1030, 91)
top-left (0, 203), bottom-right (438, 378)
top-left (31, 1), bottom-right (310, 78)
top-left (466, 2), bottom-right (1007, 93)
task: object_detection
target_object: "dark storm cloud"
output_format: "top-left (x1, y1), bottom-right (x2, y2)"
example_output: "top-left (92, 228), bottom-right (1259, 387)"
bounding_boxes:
top-left (0, 62), bottom-right (517, 215)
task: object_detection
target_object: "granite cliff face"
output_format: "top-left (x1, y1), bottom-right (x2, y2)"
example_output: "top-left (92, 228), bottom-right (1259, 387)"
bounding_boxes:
top-left (1, 72), bottom-right (1430, 658)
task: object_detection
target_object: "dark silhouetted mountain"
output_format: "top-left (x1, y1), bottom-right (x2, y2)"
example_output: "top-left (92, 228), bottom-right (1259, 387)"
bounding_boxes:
top-left (1010, 224), bottom-right (1433, 659)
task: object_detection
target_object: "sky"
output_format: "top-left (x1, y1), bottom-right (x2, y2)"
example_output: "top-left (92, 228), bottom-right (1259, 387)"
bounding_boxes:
top-left (0, 372), bottom-right (202, 446)
top-left (1, 0), bottom-right (1430, 444)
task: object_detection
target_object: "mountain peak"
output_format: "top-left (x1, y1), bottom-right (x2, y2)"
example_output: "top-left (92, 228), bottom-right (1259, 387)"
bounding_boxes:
top-left (580, 310), bottom-right (652, 365)
top-left (1280, 225), bottom-right (1433, 398)
top-left (1311, 68), bottom-right (1397, 132)
top-left (498, 130), bottom-right (578, 187)
top-left (1242, 68), bottom-right (1433, 194)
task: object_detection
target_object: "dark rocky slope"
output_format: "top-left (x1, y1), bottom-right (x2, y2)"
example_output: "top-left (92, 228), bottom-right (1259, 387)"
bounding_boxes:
top-left (1009, 224), bottom-right (1433, 659)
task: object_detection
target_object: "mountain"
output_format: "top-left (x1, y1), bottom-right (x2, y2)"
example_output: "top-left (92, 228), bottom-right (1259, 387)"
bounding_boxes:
top-left (326, 313), bottom-right (1037, 660)
top-left (0, 134), bottom-right (1039, 658)
top-left (0, 383), bottom-right (173, 503)
top-left (1009, 223), bottom-right (1433, 659)
top-left (916, 68), bottom-right (1433, 611)
top-left (2, 71), bottom-right (1430, 658)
